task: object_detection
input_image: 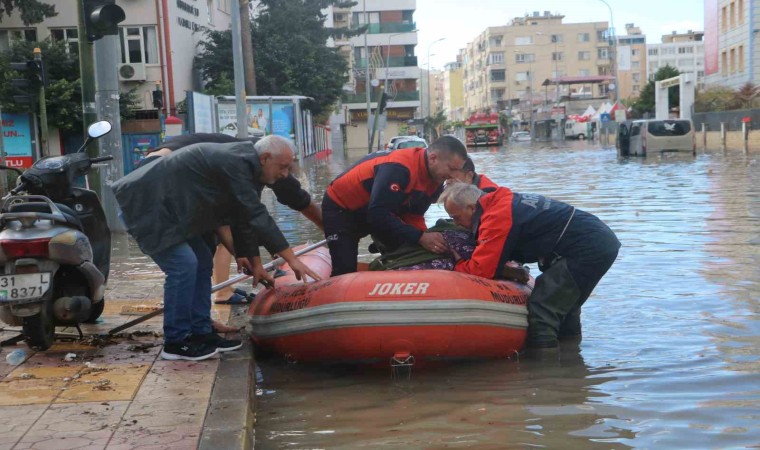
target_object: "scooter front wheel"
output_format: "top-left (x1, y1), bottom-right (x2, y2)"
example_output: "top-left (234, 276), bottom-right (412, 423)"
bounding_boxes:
top-left (85, 299), bottom-right (105, 323)
top-left (23, 302), bottom-right (55, 350)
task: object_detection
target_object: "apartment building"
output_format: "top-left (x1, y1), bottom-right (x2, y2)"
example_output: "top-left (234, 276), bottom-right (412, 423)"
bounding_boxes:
top-left (462, 11), bottom-right (611, 115)
top-left (704, 0), bottom-right (758, 89)
top-left (326, 0), bottom-right (420, 151)
top-left (443, 60), bottom-right (465, 122)
top-left (647, 31), bottom-right (705, 90)
top-left (614, 24), bottom-right (648, 99)
top-left (0, 0), bottom-right (232, 118)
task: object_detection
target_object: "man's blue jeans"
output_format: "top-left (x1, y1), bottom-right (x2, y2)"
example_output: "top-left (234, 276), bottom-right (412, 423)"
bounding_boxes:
top-left (148, 237), bottom-right (214, 344)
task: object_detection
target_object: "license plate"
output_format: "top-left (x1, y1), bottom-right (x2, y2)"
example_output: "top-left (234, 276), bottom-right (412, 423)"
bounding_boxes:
top-left (0, 273), bottom-right (52, 301)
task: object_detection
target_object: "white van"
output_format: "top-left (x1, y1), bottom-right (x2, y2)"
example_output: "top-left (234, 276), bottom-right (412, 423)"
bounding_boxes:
top-left (565, 120), bottom-right (589, 139)
top-left (619, 119), bottom-right (695, 156)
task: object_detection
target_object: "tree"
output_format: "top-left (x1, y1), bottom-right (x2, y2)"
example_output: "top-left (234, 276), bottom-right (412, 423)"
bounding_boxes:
top-left (0, 0), bottom-right (56, 25)
top-left (631, 65), bottom-right (681, 117)
top-left (195, 0), bottom-right (363, 121)
top-left (424, 110), bottom-right (447, 140)
top-left (733, 82), bottom-right (760, 109)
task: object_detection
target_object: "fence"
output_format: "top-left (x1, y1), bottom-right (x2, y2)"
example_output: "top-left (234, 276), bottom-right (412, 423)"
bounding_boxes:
top-left (693, 109), bottom-right (760, 131)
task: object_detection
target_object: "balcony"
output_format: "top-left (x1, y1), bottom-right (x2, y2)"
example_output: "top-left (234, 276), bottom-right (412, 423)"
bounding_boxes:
top-left (355, 56), bottom-right (418, 69)
top-left (341, 90), bottom-right (420, 104)
top-left (351, 21), bottom-right (417, 34)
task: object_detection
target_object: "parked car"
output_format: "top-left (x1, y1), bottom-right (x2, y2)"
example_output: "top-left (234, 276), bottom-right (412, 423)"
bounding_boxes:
top-left (618, 119), bottom-right (695, 156)
top-left (394, 138), bottom-right (428, 149)
top-left (386, 136), bottom-right (415, 150)
top-left (510, 131), bottom-right (531, 142)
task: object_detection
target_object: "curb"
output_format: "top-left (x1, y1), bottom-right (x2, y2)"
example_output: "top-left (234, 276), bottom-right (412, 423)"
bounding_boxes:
top-left (199, 305), bottom-right (256, 450)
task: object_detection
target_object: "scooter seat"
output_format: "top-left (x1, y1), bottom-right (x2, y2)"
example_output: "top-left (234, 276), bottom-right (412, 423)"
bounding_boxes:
top-left (8, 202), bottom-right (84, 231)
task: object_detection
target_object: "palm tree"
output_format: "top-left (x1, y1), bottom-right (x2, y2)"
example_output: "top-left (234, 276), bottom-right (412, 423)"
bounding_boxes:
top-left (424, 110), bottom-right (447, 141)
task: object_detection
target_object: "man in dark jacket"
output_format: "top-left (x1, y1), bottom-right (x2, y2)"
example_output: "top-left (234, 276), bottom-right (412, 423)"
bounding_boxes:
top-left (112, 137), bottom-right (321, 361)
top-left (144, 133), bottom-right (323, 304)
top-left (440, 183), bottom-right (620, 350)
top-left (322, 136), bottom-right (468, 276)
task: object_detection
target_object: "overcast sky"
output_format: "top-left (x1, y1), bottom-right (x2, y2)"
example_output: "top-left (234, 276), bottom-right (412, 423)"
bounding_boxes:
top-left (415, 0), bottom-right (705, 69)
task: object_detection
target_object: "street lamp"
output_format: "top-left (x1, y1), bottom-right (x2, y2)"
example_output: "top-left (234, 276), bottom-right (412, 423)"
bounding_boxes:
top-left (427, 37), bottom-right (445, 124)
top-left (598, 0), bottom-right (620, 104)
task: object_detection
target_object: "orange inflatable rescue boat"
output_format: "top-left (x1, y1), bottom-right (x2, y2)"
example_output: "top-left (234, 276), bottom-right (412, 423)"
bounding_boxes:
top-left (248, 246), bottom-right (532, 365)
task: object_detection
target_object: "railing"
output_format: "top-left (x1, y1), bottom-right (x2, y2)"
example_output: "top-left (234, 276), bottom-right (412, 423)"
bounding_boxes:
top-left (355, 56), bottom-right (418, 69)
top-left (341, 90), bottom-right (420, 103)
top-left (351, 21), bottom-right (417, 34)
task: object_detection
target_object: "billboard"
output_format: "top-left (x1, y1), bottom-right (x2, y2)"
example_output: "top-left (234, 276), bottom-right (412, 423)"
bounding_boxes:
top-left (704, 0), bottom-right (719, 75)
top-left (217, 102), bottom-right (295, 140)
top-left (1, 113), bottom-right (33, 168)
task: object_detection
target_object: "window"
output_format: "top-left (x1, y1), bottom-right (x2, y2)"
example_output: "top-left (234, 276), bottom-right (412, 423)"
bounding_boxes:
top-left (515, 53), bottom-right (535, 63)
top-left (633, 84), bottom-right (640, 93)
top-left (578, 69), bottom-right (591, 76)
top-left (730, 2), bottom-right (736, 28)
top-left (578, 33), bottom-right (590, 43)
top-left (207, 0), bottom-right (213, 24)
top-left (490, 89), bottom-right (504, 101)
top-left (648, 48), bottom-right (659, 56)
top-left (597, 48), bottom-right (609, 59)
top-left (551, 34), bottom-right (564, 43)
top-left (515, 36), bottom-right (533, 45)
top-left (739, 0), bottom-right (745, 23)
top-left (632, 49), bottom-right (641, 57)
top-left (552, 52), bottom-right (563, 61)
top-left (488, 52), bottom-right (504, 64)
top-left (633, 73), bottom-right (641, 82)
top-left (515, 71), bottom-right (529, 82)
top-left (722, 6), bottom-right (727, 32)
top-left (119, 26), bottom-right (159, 64)
top-left (596, 30), bottom-right (607, 42)
top-left (490, 69), bottom-right (506, 82)
top-left (50, 28), bottom-right (79, 55)
top-left (0, 29), bottom-right (38, 52)
top-left (489, 36), bottom-right (502, 47)
top-left (739, 44), bottom-right (745, 72)
top-left (698, 70), bottom-right (705, 78)
top-left (662, 47), bottom-right (676, 55)
top-left (578, 51), bottom-right (591, 61)
top-left (730, 48), bottom-right (736, 73)
top-left (678, 47), bottom-right (694, 54)
top-left (721, 51), bottom-right (728, 76)
top-left (632, 61), bottom-right (641, 69)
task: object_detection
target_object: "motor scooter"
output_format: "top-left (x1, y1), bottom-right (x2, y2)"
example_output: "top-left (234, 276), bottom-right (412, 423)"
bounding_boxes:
top-left (0, 121), bottom-right (114, 349)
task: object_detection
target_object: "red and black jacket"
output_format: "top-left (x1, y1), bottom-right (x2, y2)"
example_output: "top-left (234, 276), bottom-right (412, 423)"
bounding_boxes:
top-left (454, 187), bottom-right (575, 279)
top-left (325, 147), bottom-right (442, 244)
top-left (474, 173), bottom-right (498, 192)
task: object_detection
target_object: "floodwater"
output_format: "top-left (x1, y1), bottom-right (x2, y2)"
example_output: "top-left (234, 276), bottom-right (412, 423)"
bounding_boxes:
top-left (249, 142), bottom-right (760, 449)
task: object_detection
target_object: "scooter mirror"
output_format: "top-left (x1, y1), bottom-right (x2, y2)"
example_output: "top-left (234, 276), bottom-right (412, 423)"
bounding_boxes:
top-left (87, 121), bottom-right (112, 139)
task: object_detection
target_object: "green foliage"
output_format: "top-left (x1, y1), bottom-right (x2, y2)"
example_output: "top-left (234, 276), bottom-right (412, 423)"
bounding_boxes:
top-left (119, 87), bottom-right (142, 121)
top-left (0, 0), bottom-right (57, 25)
top-left (195, 0), bottom-right (359, 121)
top-left (694, 86), bottom-right (740, 112)
top-left (733, 82), bottom-right (760, 109)
top-left (631, 65), bottom-right (681, 117)
top-left (424, 110), bottom-right (446, 140)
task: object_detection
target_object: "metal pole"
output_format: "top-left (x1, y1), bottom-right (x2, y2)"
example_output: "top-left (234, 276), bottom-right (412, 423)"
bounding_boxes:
top-left (94, 35), bottom-right (126, 232)
top-left (0, 106), bottom-right (7, 193)
top-left (231, 0), bottom-right (248, 139)
top-left (77, 1), bottom-right (101, 196)
top-left (33, 48), bottom-right (49, 157)
top-left (364, 0), bottom-right (371, 151)
top-left (599, 0), bottom-right (619, 104)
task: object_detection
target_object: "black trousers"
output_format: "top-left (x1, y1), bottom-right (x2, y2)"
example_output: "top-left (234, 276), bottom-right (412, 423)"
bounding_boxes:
top-left (322, 194), bottom-right (370, 276)
top-left (527, 226), bottom-right (620, 346)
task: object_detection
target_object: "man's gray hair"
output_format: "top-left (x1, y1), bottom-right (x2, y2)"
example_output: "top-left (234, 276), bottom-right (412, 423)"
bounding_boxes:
top-left (254, 135), bottom-right (296, 157)
top-left (439, 181), bottom-right (483, 208)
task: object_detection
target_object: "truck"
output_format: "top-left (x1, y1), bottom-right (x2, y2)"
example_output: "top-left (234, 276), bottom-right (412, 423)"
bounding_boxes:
top-left (564, 120), bottom-right (590, 140)
top-left (464, 113), bottom-right (503, 147)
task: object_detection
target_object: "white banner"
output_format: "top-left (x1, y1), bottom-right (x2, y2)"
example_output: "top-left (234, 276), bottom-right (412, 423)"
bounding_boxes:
top-left (617, 45), bottom-right (632, 71)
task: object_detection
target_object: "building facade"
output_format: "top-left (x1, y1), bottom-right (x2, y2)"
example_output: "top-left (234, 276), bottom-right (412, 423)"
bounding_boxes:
top-left (443, 60), bottom-right (465, 122)
top-left (647, 31), bottom-right (705, 90)
top-left (462, 12), bottom-right (611, 115)
top-left (704, 0), bottom-right (759, 89)
top-left (326, 0), bottom-right (420, 151)
top-left (614, 24), bottom-right (648, 100)
top-left (0, 0), bottom-right (231, 118)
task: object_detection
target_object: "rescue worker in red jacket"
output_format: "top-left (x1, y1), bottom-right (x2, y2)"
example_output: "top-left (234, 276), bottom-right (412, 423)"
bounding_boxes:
top-left (323, 136), bottom-right (468, 276)
top-left (440, 182), bottom-right (620, 349)
top-left (449, 156), bottom-right (499, 192)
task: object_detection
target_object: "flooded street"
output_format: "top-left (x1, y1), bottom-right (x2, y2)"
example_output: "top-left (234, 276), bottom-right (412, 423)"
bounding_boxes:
top-left (108, 141), bottom-right (759, 449)
top-left (247, 142), bottom-right (759, 449)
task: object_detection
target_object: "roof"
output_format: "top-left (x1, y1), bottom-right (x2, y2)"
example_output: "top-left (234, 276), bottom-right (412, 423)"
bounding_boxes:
top-left (541, 76), bottom-right (615, 86)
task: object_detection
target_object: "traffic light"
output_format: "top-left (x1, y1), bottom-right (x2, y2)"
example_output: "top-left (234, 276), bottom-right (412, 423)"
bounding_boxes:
top-left (377, 91), bottom-right (389, 115)
top-left (9, 61), bottom-right (39, 105)
top-left (82, 0), bottom-right (126, 42)
top-left (152, 85), bottom-right (163, 109)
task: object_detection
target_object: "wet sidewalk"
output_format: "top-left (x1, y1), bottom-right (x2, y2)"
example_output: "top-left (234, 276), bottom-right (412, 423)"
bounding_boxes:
top-left (0, 264), bottom-right (255, 450)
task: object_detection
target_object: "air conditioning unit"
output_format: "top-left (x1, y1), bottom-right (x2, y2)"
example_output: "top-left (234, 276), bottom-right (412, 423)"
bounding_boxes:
top-left (118, 63), bottom-right (147, 82)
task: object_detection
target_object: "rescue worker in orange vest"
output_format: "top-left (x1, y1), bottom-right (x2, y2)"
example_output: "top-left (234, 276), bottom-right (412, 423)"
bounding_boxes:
top-left (440, 182), bottom-right (620, 349)
top-left (322, 136), bottom-right (468, 276)
top-left (449, 156), bottom-right (499, 192)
